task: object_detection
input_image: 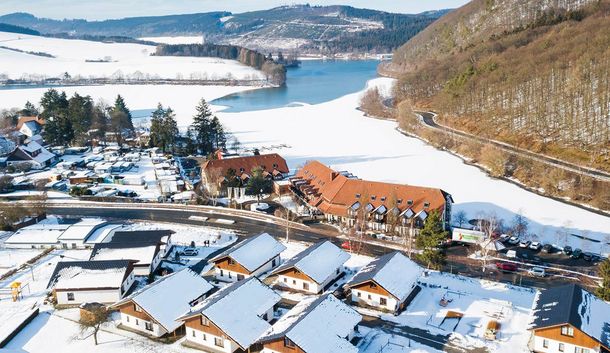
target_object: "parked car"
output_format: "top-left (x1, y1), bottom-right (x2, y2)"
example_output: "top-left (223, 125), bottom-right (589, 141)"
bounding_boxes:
top-left (519, 240), bottom-right (531, 248)
top-left (583, 252), bottom-right (595, 262)
top-left (496, 262), bottom-right (518, 272)
top-left (499, 234), bottom-right (511, 243)
top-left (508, 236), bottom-right (520, 245)
top-left (506, 250), bottom-right (517, 259)
top-left (542, 244), bottom-right (555, 254)
top-left (571, 248), bottom-right (583, 259)
top-left (528, 267), bottom-right (546, 277)
top-left (562, 246), bottom-right (572, 255)
top-left (341, 241), bottom-right (353, 251)
top-left (529, 242), bottom-right (542, 251)
top-left (181, 248), bottom-right (199, 256)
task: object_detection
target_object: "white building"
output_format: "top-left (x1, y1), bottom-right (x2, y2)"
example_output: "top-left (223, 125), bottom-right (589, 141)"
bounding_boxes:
top-left (270, 240), bottom-right (349, 294)
top-left (57, 218), bottom-right (107, 249)
top-left (529, 284), bottom-right (610, 353)
top-left (346, 251), bottom-right (422, 314)
top-left (5, 218), bottom-right (109, 249)
top-left (111, 269), bottom-right (213, 338)
top-left (47, 260), bottom-right (136, 306)
top-left (259, 294), bottom-right (361, 353)
top-left (209, 233), bottom-right (286, 282)
top-left (178, 277), bottom-right (282, 353)
top-left (5, 141), bottom-right (57, 169)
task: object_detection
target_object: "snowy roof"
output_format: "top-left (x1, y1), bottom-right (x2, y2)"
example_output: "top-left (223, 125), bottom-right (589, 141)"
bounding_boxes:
top-left (85, 224), bottom-right (122, 244)
top-left (260, 294), bottom-right (360, 353)
top-left (347, 251), bottom-right (421, 301)
top-left (47, 260), bottom-right (132, 290)
top-left (5, 224), bottom-right (70, 244)
top-left (113, 269), bottom-right (213, 333)
top-left (179, 277), bottom-right (281, 349)
top-left (210, 233), bottom-right (286, 272)
top-left (89, 243), bottom-right (158, 265)
top-left (530, 284), bottom-right (610, 348)
top-left (57, 218), bottom-right (107, 241)
top-left (271, 241), bottom-right (349, 284)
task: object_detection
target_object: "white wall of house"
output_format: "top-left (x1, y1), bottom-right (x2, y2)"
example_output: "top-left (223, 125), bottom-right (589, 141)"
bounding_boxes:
top-left (251, 255), bottom-right (281, 277)
top-left (58, 239), bottom-right (86, 249)
top-left (532, 335), bottom-right (595, 353)
top-left (121, 271), bottom-right (136, 295)
top-left (350, 289), bottom-right (399, 312)
top-left (4, 242), bottom-right (58, 249)
top-left (56, 288), bottom-right (121, 305)
top-left (185, 327), bottom-right (239, 353)
top-left (133, 265), bottom-right (152, 277)
top-left (120, 312), bottom-right (167, 338)
top-left (277, 274), bottom-right (321, 293)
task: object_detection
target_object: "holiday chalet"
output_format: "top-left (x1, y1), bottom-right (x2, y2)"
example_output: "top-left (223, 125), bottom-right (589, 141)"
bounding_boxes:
top-left (290, 161), bottom-right (453, 234)
top-left (111, 269), bottom-right (213, 338)
top-left (346, 251), bottom-right (422, 314)
top-left (179, 277), bottom-right (281, 352)
top-left (529, 284), bottom-right (610, 353)
top-left (270, 240), bottom-right (349, 294)
top-left (209, 233), bottom-right (286, 282)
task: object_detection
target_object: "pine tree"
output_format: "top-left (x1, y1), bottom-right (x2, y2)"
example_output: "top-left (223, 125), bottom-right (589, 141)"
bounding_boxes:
top-left (162, 107), bottom-right (179, 153)
top-left (191, 98), bottom-right (213, 154)
top-left (210, 116), bottom-right (226, 151)
top-left (149, 103), bottom-right (165, 150)
top-left (113, 95), bottom-right (134, 131)
top-left (67, 93), bottom-right (94, 145)
top-left (416, 211), bottom-right (448, 270)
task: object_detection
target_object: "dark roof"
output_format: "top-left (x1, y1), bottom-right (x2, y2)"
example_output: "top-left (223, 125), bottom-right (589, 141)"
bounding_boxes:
top-left (347, 251), bottom-right (398, 286)
top-left (530, 284), bottom-right (610, 348)
top-left (108, 230), bottom-right (173, 245)
top-left (47, 259), bottom-right (132, 289)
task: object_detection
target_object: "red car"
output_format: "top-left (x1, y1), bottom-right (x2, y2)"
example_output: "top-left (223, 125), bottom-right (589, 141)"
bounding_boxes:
top-left (341, 241), bottom-right (352, 251)
top-left (496, 262), bottom-right (518, 272)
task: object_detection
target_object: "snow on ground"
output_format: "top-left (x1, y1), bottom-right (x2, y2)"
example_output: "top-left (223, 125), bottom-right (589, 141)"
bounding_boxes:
top-left (0, 84), bottom-right (257, 129)
top-left (371, 272), bottom-right (537, 353)
top-left (358, 326), bottom-right (441, 353)
top-left (0, 248), bottom-right (43, 276)
top-left (0, 32), bottom-right (263, 80)
top-left (139, 36), bottom-right (204, 44)
top-left (212, 77), bottom-right (610, 254)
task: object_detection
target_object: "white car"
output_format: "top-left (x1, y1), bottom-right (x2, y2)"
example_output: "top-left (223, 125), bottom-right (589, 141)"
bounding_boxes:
top-left (181, 248), bottom-right (199, 256)
top-left (499, 234), bottom-right (511, 243)
top-left (519, 240), bottom-right (531, 248)
top-left (529, 242), bottom-right (542, 251)
top-left (528, 267), bottom-right (546, 277)
top-left (508, 236), bottom-right (520, 245)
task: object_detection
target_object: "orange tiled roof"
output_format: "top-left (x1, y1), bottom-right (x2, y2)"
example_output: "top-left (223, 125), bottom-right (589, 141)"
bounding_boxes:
top-left (296, 161), bottom-right (449, 217)
top-left (202, 153), bottom-right (289, 180)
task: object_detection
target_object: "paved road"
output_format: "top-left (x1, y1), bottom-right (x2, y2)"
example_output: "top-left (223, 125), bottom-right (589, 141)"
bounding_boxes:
top-left (45, 205), bottom-right (587, 289)
top-left (419, 111), bottom-right (610, 182)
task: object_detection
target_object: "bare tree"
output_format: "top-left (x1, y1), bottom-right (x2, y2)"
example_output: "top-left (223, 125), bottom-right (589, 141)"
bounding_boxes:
top-left (274, 208), bottom-right (296, 242)
top-left (79, 305), bottom-right (110, 346)
top-left (453, 210), bottom-right (468, 228)
top-left (476, 212), bottom-right (502, 273)
top-left (204, 167), bottom-right (223, 206)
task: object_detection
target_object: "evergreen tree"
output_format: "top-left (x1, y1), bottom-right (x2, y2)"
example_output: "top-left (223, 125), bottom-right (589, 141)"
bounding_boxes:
top-left (20, 101), bottom-right (39, 116)
top-left (210, 116), bottom-right (226, 151)
top-left (597, 258), bottom-right (610, 301)
top-left (149, 103), bottom-right (165, 150)
top-left (415, 211), bottom-right (448, 270)
top-left (40, 89), bottom-right (71, 146)
top-left (112, 95), bottom-right (134, 131)
top-left (247, 167), bottom-right (272, 203)
top-left (67, 93), bottom-right (94, 144)
top-left (162, 107), bottom-right (179, 153)
top-left (191, 98), bottom-right (214, 154)
top-left (90, 102), bottom-right (109, 142)
top-left (185, 129), bottom-right (196, 155)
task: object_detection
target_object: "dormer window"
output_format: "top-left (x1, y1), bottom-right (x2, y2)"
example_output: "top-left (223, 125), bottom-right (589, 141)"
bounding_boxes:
top-left (273, 163), bottom-right (278, 169)
top-left (407, 200), bottom-right (413, 206)
top-left (239, 168), bottom-right (245, 173)
top-left (355, 193), bottom-right (361, 199)
top-left (380, 196), bottom-right (386, 202)
top-left (371, 195), bottom-right (376, 201)
top-left (397, 199), bottom-right (402, 204)
top-left (424, 202), bottom-right (430, 208)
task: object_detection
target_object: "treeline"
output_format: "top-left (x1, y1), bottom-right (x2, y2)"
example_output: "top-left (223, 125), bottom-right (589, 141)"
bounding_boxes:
top-left (35, 89), bottom-right (134, 146)
top-left (394, 2), bottom-right (610, 172)
top-left (154, 43), bottom-right (287, 85)
top-left (0, 22), bottom-right (40, 35)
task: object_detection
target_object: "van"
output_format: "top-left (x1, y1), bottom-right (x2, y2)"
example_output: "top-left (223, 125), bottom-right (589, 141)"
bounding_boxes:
top-left (506, 250), bottom-right (517, 259)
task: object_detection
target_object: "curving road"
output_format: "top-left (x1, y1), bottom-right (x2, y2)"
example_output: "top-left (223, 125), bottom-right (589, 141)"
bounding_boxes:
top-left (418, 111), bottom-right (610, 182)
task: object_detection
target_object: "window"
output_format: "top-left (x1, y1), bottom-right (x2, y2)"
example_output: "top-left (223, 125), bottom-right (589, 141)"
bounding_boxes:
top-left (336, 268), bottom-right (340, 274)
top-left (272, 258), bottom-right (277, 267)
top-left (355, 193), bottom-right (361, 199)
top-left (201, 317), bottom-right (209, 326)
top-left (228, 258), bottom-right (235, 265)
top-left (380, 297), bottom-right (387, 306)
top-left (145, 322), bottom-right (153, 331)
top-left (134, 304), bottom-right (142, 312)
top-left (293, 279), bottom-right (296, 285)
top-left (303, 282), bottom-right (309, 290)
top-left (214, 338), bottom-right (224, 347)
top-left (228, 272), bottom-right (232, 279)
top-left (357, 292), bottom-right (361, 298)
top-left (136, 319), bottom-right (139, 325)
top-left (126, 316), bottom-right (130, 323)
top-left (561, 326), bottom-right (574, 337)
top-left (283, 277), bottom-right (287, 283)
top-left (203, 334), bottom-right (207, 341)
top-left (192, 330), bottom-right (196, 337)
top-left (284, 337), bottom-right (296, 348)
top-left (368, 294), bottom-right (372, 300)
top-left (397, 199), bottom-right (402, 204)
top-left (407, 200), bottom-right (413, 206)
top-left (67, 293), bottom-right (75, 301)
top-left (237, 274), bottom-right (244, 281)
top-left (381, 197), bottom-right (386, 202)
top-left (542, 339), bottom-right (548, 348)
top-left (370, 283), bottom-right (377, 288)
top-left (558, 343), bottom-right (565, 352)
top-left (220, 269), bottom-right (224, 277)
top-left (371, 195), bottom-right (376, 200)
top-left (424, 202), bottom-right (430, 208)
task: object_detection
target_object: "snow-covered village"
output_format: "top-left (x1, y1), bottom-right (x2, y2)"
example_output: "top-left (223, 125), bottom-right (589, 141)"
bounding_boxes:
top-left (1, 1), bottom-right (610, 353)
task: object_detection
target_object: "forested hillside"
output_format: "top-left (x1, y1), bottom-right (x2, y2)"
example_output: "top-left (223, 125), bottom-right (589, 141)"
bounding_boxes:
top-left (389, 0), bottom-right (609, 170)
top-left (0, 5), bottom-right (448, 54)
top-left (383, 0), bottom-right (610, 211)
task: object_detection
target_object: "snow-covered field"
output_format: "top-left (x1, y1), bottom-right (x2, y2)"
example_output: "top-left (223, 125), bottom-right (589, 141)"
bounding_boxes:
top-left (0, 32), bottom-right (263, 80)
top-left (139, 36), bottom-right (204, 45)
top-left (0, 248), bottom-right (43, 276)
